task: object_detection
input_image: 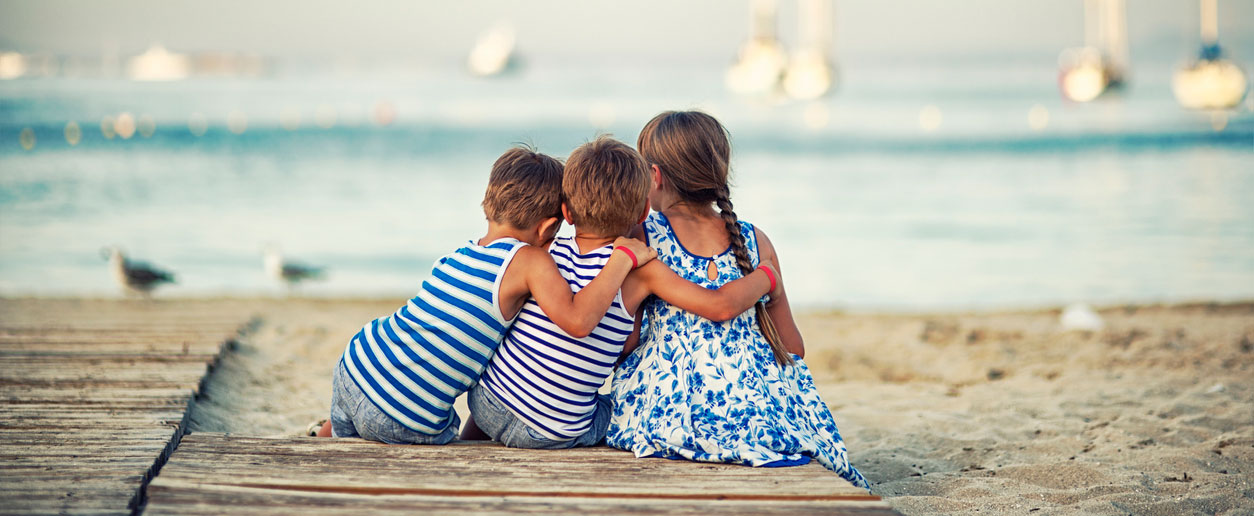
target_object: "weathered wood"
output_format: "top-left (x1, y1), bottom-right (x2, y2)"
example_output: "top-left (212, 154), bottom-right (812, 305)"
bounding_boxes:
top-left (0, 299), bottom-right (900, 515)
top-left (146, 481), bottom-right (897, 516)
top-left (146, 433), bottom-right (898, 515)
top-left (0, 299), bottom-right (251, 516)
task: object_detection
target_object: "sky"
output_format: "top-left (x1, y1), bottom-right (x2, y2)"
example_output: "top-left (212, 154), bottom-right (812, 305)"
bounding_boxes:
top-left (1, 0), bottom-right (1251, 67)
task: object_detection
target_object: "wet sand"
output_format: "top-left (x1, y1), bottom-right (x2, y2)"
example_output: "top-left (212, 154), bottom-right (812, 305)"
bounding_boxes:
top-left (184, 298), bottom-right (1254, 515)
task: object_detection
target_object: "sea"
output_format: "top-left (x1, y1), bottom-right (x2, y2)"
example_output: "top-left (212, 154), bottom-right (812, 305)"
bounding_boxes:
top-left (1, 60), bottom-right (1252, 310)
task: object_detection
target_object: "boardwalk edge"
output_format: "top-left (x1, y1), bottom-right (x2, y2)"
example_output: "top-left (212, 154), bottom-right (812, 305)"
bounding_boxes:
top-left (128, 315), bottom-right (260, 515)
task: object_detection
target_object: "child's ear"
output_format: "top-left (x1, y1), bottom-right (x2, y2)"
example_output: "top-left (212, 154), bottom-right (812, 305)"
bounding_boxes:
top-left (537, 216), bottom-right (560, 240)
top-left (638, 199), bottom-right (650, 224)
top-left (561, 203), bottom-right (575, 225)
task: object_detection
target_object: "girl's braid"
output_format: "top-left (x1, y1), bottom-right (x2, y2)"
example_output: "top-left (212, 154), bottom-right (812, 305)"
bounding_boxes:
top-left (715, 187), bottom-right (793, 366)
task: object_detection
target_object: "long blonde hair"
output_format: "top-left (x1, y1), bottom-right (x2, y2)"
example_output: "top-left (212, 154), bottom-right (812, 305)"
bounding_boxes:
top-left (637, 111), bottom-right (793, 367)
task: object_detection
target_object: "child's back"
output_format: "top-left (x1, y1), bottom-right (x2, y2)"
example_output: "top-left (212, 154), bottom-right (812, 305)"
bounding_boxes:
top-left (477, 236), bottom-right (632, 442)
top-left (326, 146), bottom-right (652, 445)
top-left (465, 136), bottom-right (775, 449)
top-left (606, 110), bottom-right (870, 491)
top-left (340, 237), bottom-right (526, 437)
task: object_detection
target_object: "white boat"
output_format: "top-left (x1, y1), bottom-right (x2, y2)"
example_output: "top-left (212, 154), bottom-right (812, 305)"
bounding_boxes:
top-left (468, 22), bottom-right (518, 77)
top-left (127, 44), bottom-right (190, 81)
top-left (1058, 0), bottom-right (1128, 102)
top-left (1172, 0), bottom-right (1248, 110)
top-left (781, 0), bottom-right (837, 101)
top-left (726, 0), bottom-right (788, 96)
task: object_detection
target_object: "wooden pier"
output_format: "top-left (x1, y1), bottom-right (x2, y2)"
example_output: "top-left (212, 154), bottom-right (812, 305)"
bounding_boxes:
top-left (0, 299), bottom-right (898, 515)
top-left (0, 299), bottom-right (253, 515)
top-left (146, 435), bottom-right (890, 515)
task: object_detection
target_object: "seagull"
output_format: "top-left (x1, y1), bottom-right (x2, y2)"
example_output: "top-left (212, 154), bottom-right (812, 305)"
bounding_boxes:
top-left (100, 246), bottom-right (176, 296)
top-left (263, 245), bottom-right (326, 290)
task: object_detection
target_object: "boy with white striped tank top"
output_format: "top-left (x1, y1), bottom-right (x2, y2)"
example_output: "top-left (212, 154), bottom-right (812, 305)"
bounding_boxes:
top-left (464, 137), bottom-right (781, 449)
top-left (318, 146), bottom-right (656, 444)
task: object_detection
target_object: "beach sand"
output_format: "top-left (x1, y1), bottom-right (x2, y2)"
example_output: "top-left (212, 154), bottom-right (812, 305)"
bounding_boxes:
top-left (184, 298), bottom-right (1253, 515)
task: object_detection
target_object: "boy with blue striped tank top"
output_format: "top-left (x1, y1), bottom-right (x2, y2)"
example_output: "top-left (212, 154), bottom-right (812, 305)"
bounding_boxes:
top-left (464, 137), bottom-right (781, 449)
top-left (319, 146), bottom-right (655, 444)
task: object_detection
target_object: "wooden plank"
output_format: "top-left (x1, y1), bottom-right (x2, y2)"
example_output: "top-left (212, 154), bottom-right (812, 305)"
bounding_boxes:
top-left (0, 386), bottom-right (193, 399)
top-left (0, 489), bottom-right (134, 515)
top-left (153, 434), bottom-right (880, 502)
top-left (0, 395), bottom-right (193, 407)
top-left (0, 368), bottom-right (211, 384)
top-left (0, 299), bottom-right (253, 516)
top-left (146, 481), bottom-right (897, 516)
top-left (0, 299), bottom-right (897, 515)
top-left (0, 426), bottom-right (178, 436)
top-left (0, 380), bottom-right (201, 390)
top-left (146, 435), bottom-right (897, 515)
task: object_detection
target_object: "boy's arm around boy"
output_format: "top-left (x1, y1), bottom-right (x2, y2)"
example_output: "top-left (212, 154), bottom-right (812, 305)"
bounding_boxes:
top-left (496, 237), bottom-right (655, 338)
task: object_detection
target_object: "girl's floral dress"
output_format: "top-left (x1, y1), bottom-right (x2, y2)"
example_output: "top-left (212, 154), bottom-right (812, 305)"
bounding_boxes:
top-left (607, 212), bottom-right (869, 491)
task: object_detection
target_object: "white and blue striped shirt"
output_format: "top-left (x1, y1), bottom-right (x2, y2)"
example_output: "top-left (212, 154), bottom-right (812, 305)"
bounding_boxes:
top-left (342, 237), bottom-right (525, 434)
top-left (480, 236), bottom-right (633, 441)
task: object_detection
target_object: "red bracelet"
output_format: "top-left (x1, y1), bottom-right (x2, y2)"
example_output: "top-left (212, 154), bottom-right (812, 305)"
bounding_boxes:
top-left (757, 265), bottom-right (776, 293)
top-left (614, 246), bottom-right (638, 269)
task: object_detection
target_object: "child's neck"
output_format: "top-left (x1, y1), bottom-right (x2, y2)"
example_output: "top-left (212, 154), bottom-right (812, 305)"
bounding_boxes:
top-left (479, 221), bottom-right (534, 247)
top-left (661, 200), bottom-right (718, 221)
top-left (571, 228), bottom-right (618, 254)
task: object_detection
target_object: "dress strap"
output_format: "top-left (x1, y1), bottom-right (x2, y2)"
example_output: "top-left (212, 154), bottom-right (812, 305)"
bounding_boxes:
top-left (739, 220), bottom-right (760, 268)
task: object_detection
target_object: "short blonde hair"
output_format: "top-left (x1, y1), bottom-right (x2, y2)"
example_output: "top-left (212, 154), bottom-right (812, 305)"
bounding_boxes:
top-left (481, 146), bottom-right (564, 229)
top-left (562, 136), bottom-right (651, 237)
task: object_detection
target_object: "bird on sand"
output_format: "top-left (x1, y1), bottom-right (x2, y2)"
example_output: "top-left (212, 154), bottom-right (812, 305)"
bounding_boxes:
top-left (100, 246), bottom-right (176, 296)
top-left (264, 245), bottom-right (326, 290)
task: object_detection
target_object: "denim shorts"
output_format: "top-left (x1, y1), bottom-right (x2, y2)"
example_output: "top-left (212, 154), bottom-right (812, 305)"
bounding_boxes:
top-left (467, 382), bottom-right (610, 449)
top-left (330, 359), bottom-right (459, 445)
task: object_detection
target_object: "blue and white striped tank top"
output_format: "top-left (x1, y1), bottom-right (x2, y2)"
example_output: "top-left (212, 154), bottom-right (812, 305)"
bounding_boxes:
top-left (480, 236), bottom-right (633, 441)
top-left (342, 237), bottom-right (526, 434)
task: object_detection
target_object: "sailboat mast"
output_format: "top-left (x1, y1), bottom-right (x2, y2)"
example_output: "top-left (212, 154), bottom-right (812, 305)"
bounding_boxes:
top-left (1200, 0), bottom-right (1218, 46)
top-left (751, 0), bottom-right (779, 43)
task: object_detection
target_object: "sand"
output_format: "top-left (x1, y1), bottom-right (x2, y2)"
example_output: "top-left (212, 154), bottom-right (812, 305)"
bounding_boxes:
top-left (186, 299), bottom-right (1254, 515)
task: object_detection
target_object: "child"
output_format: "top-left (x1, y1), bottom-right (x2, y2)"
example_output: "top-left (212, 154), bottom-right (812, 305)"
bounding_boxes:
top-left (463, 136), bottom-right (780, 449)
top-left (607, 111), bottom-right (870, 490)
top-left (322, 146), bottom-right (654, 445)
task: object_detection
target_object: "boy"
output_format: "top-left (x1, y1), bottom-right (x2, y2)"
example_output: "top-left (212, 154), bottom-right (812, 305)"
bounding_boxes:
top-left (464, 137), bottom-right (779, 448)
top-left (321, 146), bottom-right (654, 444)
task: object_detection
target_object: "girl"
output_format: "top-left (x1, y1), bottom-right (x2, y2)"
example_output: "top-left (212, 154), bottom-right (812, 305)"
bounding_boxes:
top-left (607, 111), bottom-right (869, 490)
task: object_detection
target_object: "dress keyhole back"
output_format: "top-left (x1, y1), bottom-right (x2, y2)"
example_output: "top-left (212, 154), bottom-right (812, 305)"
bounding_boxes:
top-left (706, 260), bottom-right (719, 281)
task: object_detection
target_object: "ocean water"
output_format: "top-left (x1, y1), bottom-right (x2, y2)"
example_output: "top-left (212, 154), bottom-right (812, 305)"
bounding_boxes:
top-left (1, 62), bottom-right (1252, 309)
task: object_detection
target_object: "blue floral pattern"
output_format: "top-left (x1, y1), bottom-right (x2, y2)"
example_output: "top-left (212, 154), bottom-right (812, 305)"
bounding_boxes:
top-left (607, 212), bottom-right (869, 491)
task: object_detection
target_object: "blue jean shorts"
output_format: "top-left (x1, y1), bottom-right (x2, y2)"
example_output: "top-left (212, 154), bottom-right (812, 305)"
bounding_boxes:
top-left (467, 382), bottom-right (610, 449)
top-left (330, 359), bottom-right (459, 445)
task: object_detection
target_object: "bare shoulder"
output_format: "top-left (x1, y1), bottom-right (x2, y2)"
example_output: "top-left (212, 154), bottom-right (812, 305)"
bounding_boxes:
top-left (500, 245), bottom-right (552, 283)
top-left (508, 245), bottom-right (549, 270)
top-left (753, 225), bottom-right (778, 264)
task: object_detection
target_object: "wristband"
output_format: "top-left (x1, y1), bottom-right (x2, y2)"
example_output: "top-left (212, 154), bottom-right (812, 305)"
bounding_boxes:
top-left (757, 264), bottom-right (776, 293)
top-left (614, 246), bottom-right (638, 269)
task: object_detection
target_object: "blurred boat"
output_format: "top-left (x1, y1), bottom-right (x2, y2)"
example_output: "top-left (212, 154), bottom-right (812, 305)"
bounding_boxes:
top-left (468, 22), bottom-right (519, 77)
top-left (0, 52), bottom-right (27, 80)
top-left (1058, 0), bottom-right (1128, 102)
top-left (1172, 0), bottom-right (1248, 110)
top-left (726, 0), bottom-right (788, 96)
top-left (781, 0), bottom-right (837, 100)
top-left (127, 44), bottom-right (190, 81)
top-left (101, 247), bottom-right (175, 296)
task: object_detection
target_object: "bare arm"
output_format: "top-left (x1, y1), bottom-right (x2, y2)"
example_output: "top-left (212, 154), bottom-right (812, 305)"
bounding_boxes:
top-left (499, 238), bottom-right (655, 338)
top-left (755, 228), bottom-right (805, 357)
top-left (620, 261), bottom-right (775, 321)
